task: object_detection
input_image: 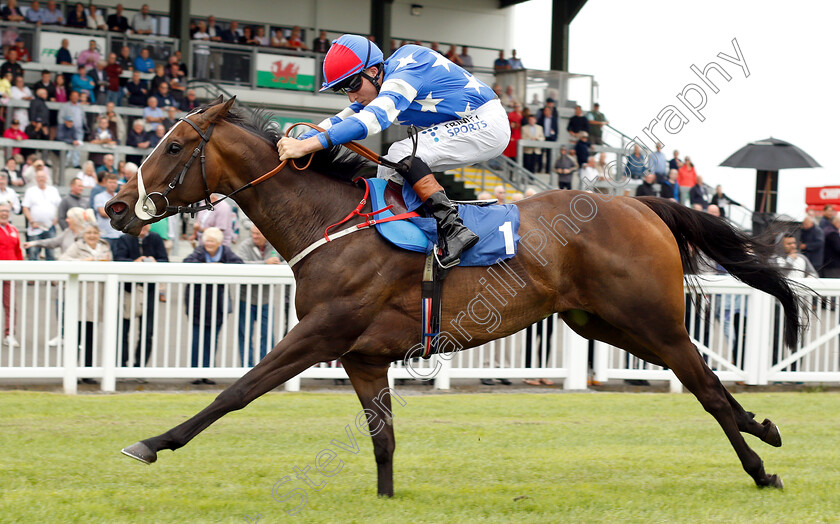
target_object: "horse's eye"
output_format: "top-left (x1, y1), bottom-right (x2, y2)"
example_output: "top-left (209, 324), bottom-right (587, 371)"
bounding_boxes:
top-left (168, 143), bottom-right (182, 154)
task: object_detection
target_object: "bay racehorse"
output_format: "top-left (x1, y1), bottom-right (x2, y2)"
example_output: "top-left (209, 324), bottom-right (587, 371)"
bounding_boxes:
top-left (107, 97), bottom-right (804, 493)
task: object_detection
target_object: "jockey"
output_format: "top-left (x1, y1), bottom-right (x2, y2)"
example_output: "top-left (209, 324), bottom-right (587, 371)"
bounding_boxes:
top-left (277, 34), bottom-right (510, 267)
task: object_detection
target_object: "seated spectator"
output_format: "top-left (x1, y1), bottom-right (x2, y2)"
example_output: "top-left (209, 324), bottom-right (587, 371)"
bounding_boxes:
top-left (77, 40), bottom-right (101, 72)
top-left (21, 157), bottom-right (51, 186)
top-left (56, 38), bottom-right (72, 66)
top-left (286, 26), bottom-right (307, 50)
top-left (0, 158), bottom-right (23, 187)
top-left (635, 172), bottom-right (672, 198)
top-left (0, 71), bottom-right (10, 98)
top-left (153, 82), bottom-right (177, 109)
top-left (183, 227), bottom-right (244, 382)
top-left (171, 50), bottom-right (188, 76)
top-left (10, 75), bottom-right (33, 127)
top-left (578, 157), bottom-right (601, 190)
top-left (1, 0), bottom-right (25, 21)
top-left (71, 66), bottom-right (96, 101)
top-left (104, 53), bottom-right (123, 105)
top-left (162, 106), bottom-right (178, 130)
top-left (0, 172), bottom-right (21, 213)
top-left (114, 223), bottom-right (167, 368)
top-left (689, 174), bottom-right (710, 209)
top-left (501, 85), bottom-right (518, 111)
top-left (88, 116), bottom-right (118, 166)
top-left (107, 3), bottom-right (128, 32)
top-left (32, 70), bottom-right (56, 101)
top-left (1, 49), bottom-right (23, 79)
top-left (101, 101), bottom-right (126, 144)
top-left (22, 118), bottom-right (48, 157)
top-left (25, 0), bottom-right (46, 24)
top-left (254, 26), bottom-right (269, 46)
top-left (79, 90), bottom-right (92, 105)
top-left (235, 225), bottom-right (281, 366)
top-left (566, 105), bottom-right (589, 141)
top-left (85, 4), bottom-right (105, 30)
top-left (458, 46), bottom-right (473, 71)
top-left (776, 233), bottom-right (818, 278)
top-left (124, 70), bottom-right (148, 107)
top-left (116, 45), bottom-right (133, 73)
top-left (59, 223), bottom-right (113, 379)
top-left (444, 45), bottom-right (462, 66)
top-left (65, 2), bottom-right (87, 28)
top-left (239, 26), bottom-right (259, 46)
top-left (76, 160), bottom-right (98, 188)
top-left (624, 144), bottom-right (650, 180)
top-left (168, 76), bottom-right (185, 104)
top-left (167, 57), bottom-right (186, 86)
top-left (143, 96), bottom-right (164, 131)
top-left (312, 30), bottom-right (329, 53)
top-left (126, 120), bottom-right (150, 164)
top-left (574, 131), bottom-right (591, 166)
top-left (133, 48), bottom-right (154, 73)
top-left (57, 116), bottom-right (82, 167)
top-left (493, 50), bottom-right (509, 72)
top-left (42, 0), bottom-right (63, 24)
top-left (554, 145), bottom-right (577, 190)
top-left (180, 89), bottom-right (200, 112)
top-left (8, 38), bottom-right (30, 62)
top-left (131, 4), bottom-right (155, 35)
top-left (26, 206), bottom-right (93, 256)
top-left (3, 119), bottom-right (27, 156)
top-left (97, 153), bottom-right (117, 176)
top-left (149, 63), bottom-right (168, 94)
top-left (147, 124), bottom-right (166, 148)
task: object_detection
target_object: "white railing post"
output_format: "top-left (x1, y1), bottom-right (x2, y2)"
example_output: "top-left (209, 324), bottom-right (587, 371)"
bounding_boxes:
top-left (434, 355), bottom-right (451, 390)
top-left (101, 274), bottom-right (120, 392)
top-left (284, 281), bottom-right (301, 392)
top-left (593, 340), bottom-right (608, 383)
top-left (669, 371), bottom-right (683, 393)
top-left (744, 290), bottom-right (773, 385)
top-left (562, 323), bottom-right (588, 390)
top-left (62, 274), bottom-right (80, 395)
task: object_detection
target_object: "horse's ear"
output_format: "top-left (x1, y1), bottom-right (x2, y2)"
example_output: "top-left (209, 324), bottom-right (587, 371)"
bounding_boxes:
top-left (203, 96), bottom-right (236, 122)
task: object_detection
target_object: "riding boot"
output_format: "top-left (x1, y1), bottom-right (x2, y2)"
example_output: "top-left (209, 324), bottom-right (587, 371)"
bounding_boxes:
top-left (411, 174), bottom-right (479, 267)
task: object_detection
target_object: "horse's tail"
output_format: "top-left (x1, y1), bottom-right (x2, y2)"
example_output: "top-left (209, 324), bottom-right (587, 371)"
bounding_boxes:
top-left (636, 196), bottom-right (806, 348)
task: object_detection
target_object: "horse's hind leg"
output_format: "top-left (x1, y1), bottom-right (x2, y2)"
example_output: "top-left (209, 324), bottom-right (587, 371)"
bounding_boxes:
top-left (340, 354), bottom-right (398, 497)
top-left (714, 367), bottom-right (782, 447)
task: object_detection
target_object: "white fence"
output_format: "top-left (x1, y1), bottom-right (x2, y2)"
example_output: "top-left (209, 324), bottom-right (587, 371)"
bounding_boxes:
top-left (1, 262), bottom-right (839, 394)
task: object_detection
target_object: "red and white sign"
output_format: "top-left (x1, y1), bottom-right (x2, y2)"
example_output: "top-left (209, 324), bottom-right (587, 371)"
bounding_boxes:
top-left (805, 186), bottom-right (840, 207)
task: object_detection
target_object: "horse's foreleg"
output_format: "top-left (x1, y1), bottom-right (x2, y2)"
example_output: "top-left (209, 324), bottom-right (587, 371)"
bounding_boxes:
top-left (121, 313), bottom-right (347, 464)
top-left (340, 355), bottom-right (396, 497)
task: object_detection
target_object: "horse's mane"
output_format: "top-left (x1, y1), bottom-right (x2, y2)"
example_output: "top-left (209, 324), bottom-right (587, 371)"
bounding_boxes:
top-left (200, 99), bottom-right (372, 183)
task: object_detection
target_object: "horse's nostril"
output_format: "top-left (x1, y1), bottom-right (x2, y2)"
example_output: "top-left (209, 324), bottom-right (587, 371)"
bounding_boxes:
top-left (110, 202), bottom-right (127, 215)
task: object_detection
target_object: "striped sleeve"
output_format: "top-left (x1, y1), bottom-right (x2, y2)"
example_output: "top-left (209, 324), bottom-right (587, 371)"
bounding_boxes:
top-left (299, 103), bottom-right (364, 141)
top-left (322, 77), bottom-right (420, 146)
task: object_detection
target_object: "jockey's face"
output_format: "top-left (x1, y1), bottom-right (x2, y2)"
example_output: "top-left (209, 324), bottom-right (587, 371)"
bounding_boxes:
top-left (347, 66), bottom-right (380, 106)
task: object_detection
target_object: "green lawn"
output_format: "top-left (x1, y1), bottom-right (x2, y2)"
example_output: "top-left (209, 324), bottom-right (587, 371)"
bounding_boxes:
top-left (2, 390), bottom-right (840, 523)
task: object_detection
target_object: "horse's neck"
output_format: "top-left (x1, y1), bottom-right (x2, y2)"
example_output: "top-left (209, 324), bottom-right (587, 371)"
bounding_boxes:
top-left (229, 151), bottom-right (366, 265)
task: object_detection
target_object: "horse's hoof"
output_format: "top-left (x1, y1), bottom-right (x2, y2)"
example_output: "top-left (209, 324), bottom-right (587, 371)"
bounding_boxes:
top-left (761, 419), bottom-right (782, 447)
top-left (121, 441), bottom-right (157, 464)
top-left (758, 474), bottom-right (784, 489)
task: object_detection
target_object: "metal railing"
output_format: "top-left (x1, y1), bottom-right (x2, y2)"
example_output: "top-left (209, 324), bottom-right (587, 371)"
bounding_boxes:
top-left (2, 262), bottom-right (839, 394)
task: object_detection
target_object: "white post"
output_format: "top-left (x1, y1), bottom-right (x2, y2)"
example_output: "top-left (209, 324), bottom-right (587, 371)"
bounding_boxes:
top-left (101, 274), bottom-right (119, 392)
top-left (62, 274), bottom-right (80, 395)
top-left (284, 281), bottom-right (300, 392)
top-left (669, 370), bottom-right (683, 393)
top-left (593, 340), bottom-right (608, 383)
top-left (744, 291), bottom-right (773, 385)
top-left (562, 324), bottom-right (588, 390)
top-left (434, 355), bottom-right (451, 390)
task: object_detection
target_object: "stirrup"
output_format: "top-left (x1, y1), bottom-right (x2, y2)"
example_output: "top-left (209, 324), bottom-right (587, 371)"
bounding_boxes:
top-left (433, 244), bottom-right (460, 270)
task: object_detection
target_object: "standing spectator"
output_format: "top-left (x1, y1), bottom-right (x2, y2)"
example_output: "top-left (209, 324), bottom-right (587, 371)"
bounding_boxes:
top-left (668, 149), bottom-right (682, 172)
top-left (149, 63), bottom-right (168, 94)
top-left (124, 70), bottom-right (148, 107)
top-left (57, 91), bottom-right (85, 158)
top-left (59, 223), bottom-right (112, 380)
top-left (458, 46), bottom-right (473, 71)
top-left (3, 119), bottom-right (27, 156)
top-left (88, 116), bottom-right (117, 166)
top-left (0, 172), bottom-right (21, 213)
top-left (114, 223), bottom-right (167, 368)
top-left (1, 50), bottom-right (23, 79)
top-left (20, 158), bottom-right (51, 186)
top-left (235, 225), bottom-right (281, 367)
top-left (85, 4), bottom-right (105, 30)
top-left (574, 131), bottom-right (591, 167)
top-left (1, 0), bottom-right (25, 21)
top-left (77, 40), bottom-right (101, 72)
top-left (286, 26), bottom-right (307, 50)
top-left (9, 38), bottom-right (30, 62)
top-left (93, 174), bottom-right (122, 250)
top-left (578, 157), bottom-right (602, 191)
top-left (65, 2), bottom-right (87, 28)
top-left (25, 0), bottom-right (45, 24)
top-left (143, 96), bottom-right (164, 131)
top-left (57, 178), bottom-right (86, 229)
top-left (126, 120), bottom-right (150, 164)
top-left (822, 216), bottom-right (840, 278)
top-left (76, 161), bottom-right (98, 188)
top-left (662, 169), bottom-right (680, 202)
top-left (42, 0), bottom-right (64, 25)
top-left (624, 144), bottom-right (650, 180)
top-left (312, 30), bottom-right (329, 53)
top-left (566, 105), bottom-right (589, 141)
top-left (493, 50), bottom-right (509, 72)
top-left (55, 38), bottom-right (72, 67)
top-left (799, 216), bottom-right (825, 270)
top-left (183, 227), bottom-right (243, 382)
top-left (820, 205), bottom-right (836, 231)
top-left (96, 153), bottom-right (117, 176)
top-left (221, 21), bottom-right (242, 44)
top-left (71, 65), bottom-right (96, 100)
top-left (192, 21), bottom-right (211, 79)
top-left (101, 101), bottom-right (126, 144)
top-left (554, 145), bottom-right (577, 190)
top-left (133, 48), bottom-right (154, 73)
top-left (193, 194), bottom-right (235, 246)
top-left (0, 202), bottom-right (23, 347)
top-left (53, 73), bottom-right (67, 102)
top-left (19, 116), bottom-right (44, 158)
top-left (162, 106), bottom-right (178, 130)
top-left (776, 233), bottom-right (818, 278)
top-left (27, 95), bottom-right (49, 141)
top-left (254, 26), bottom-right (269, 47)
top-left (25, 206), bottom-right (94, 255)
top-left (87, 169), bottom-right (106, 208)
top-left (22, 170), bottom-right (61, 260)
top-left (651, 142), bottom-right (668, 182)
top-left (709, 184), bottom-right (740, 217)
top-left (586, 103), bottom-right (608, 146)
top-left (689, 175), bottom-right (710, 210)
top-left (270, 28), bottom-right (288, 48)
top-left (444, 45), bottom-right (462, 66)
top-left (502, 103), bottom-right (523, 159)
top-left (508, 49), bottom-right (523, 69)
top-left (493, 185), bottom-right (506, 205)
top-left (677, 157), bottom-right (697, 204)
top-left (104, 53), bottom-right (123, 105)
top-left (32, 70), bottom-right (56, 100)
top-left (636, 172), bottom-right (666, 197)
top-left (131, 4), bottom-right (154, 35)
top-left (180, 89), bottom-right (199, 112)
top-left (147, 123), bottom-right (166, 148)
top-left (89, 60), bottom-right (109, 104)
top-left (239, 26), bottom-right (258, 46)
top-left (501, 85), bottom-right (518, 111)
top-left (116, 45), bottom-right (133, 73)
top-left (107, 3), bottom-right (128, 32)
top-left (537, 99), bottom-right (558, 169)
top-left (520, 114), bottom-right (545, 173)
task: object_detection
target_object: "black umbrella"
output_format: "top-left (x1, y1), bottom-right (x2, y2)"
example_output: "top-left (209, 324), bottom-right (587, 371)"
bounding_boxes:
top-left (719, 137), bottom-right (821, 216)
top-left (720, 137), bottom-right (821, 170)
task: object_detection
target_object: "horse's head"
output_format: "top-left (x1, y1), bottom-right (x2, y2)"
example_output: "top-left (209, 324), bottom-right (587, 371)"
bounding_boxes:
top-left (106, 95), bottom-right (236, 235)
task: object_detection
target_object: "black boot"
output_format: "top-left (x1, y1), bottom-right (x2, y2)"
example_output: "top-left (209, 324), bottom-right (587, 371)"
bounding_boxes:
top-left (424, 191), bottom-right (479, 268)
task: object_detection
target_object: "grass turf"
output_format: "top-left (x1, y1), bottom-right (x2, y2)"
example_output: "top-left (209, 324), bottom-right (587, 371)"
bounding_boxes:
top-left (1, 390), bottom-right (840, 523)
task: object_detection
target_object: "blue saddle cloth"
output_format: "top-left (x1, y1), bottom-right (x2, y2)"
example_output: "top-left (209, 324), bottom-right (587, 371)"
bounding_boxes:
top-left (364, 178), bottom-right (520, 267)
